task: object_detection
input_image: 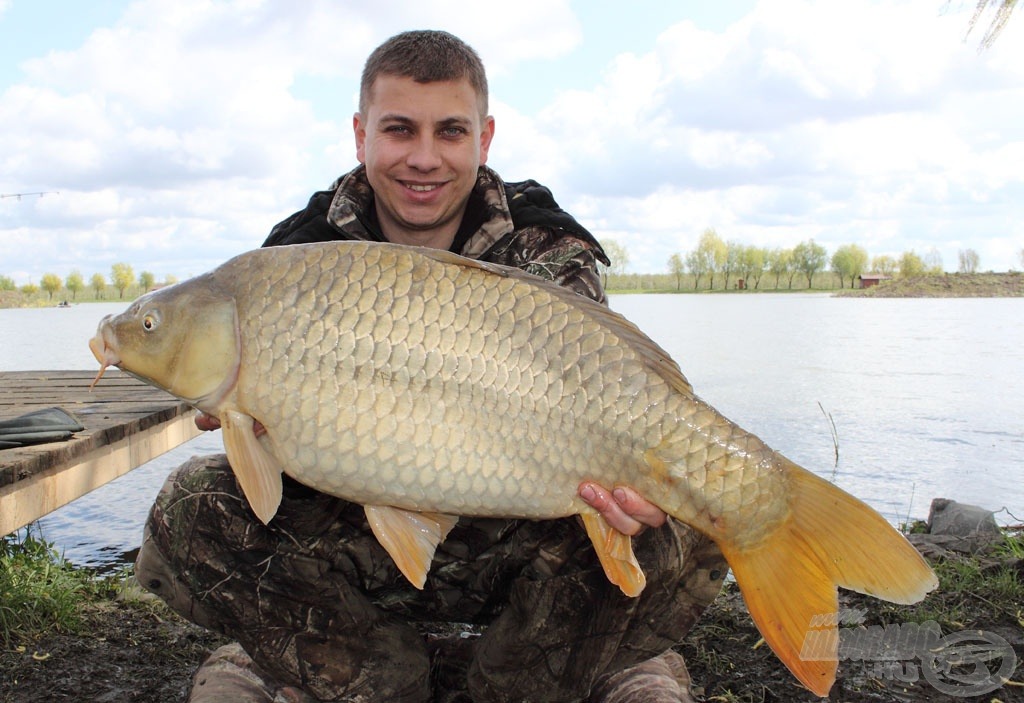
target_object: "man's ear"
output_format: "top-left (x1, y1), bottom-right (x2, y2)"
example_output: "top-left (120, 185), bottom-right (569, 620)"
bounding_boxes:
top-left (479, 115), bottom-right (495, 165)
top-left (353, 112), bottom-right (367, 164)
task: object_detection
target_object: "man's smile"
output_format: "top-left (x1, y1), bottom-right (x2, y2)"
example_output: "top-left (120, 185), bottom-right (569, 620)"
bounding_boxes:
top-left (402, 181), bottom-right (444, 193)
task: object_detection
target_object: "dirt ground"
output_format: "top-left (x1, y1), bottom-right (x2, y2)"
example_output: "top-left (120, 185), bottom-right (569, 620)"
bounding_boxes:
top-left (3, 566), bottom-right (1022, 703)
top-left (0, 597), bottom-right (226, 703)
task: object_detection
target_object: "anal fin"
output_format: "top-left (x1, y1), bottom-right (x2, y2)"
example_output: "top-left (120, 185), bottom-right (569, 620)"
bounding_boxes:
top-left (365, 505), bottom-right (459, 589)
top-left (221, 409), bottom-right (283, 525)
top-left (581, 510), bottom-right (647, 597)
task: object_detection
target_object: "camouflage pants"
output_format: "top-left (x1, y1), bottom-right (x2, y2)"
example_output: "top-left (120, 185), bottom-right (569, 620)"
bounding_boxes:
top-left (136, 455), bottom-right (727, 702)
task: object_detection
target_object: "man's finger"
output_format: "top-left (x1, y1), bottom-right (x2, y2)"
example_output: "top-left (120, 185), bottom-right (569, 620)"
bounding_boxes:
top-left (611, 486), bottom-right (667, 529)
top-left (578, 482), bottom-right (645, 536)
top-left (195, 411), bottom-right (221, 432)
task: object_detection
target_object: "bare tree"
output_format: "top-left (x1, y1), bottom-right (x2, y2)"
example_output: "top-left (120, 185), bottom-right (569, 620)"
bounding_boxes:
top-left (958, 249), bottom-right (980, 273)
top-left (667, 253), bottom-right (686, 291)
top-left (599, 239), bottom-right (629, 289)
top-left (964, 0), bottom-right (1018, 48)
top-left (923, 247), bottom-right (944, 274)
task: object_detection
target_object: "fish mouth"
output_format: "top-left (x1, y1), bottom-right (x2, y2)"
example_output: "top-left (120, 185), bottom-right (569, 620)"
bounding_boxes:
top-left (88, 317), bottom-right (122, 389)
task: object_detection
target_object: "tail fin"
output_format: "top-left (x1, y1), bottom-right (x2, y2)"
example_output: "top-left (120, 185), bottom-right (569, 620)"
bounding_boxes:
top-left (719, 460), bottom-right (937, 697)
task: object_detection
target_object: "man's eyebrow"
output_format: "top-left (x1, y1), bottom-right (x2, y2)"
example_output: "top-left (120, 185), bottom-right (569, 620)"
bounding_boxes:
top-left (377, 113), bottom-right (473, 127)
top-left (377, 113), bottom-right (416, 125)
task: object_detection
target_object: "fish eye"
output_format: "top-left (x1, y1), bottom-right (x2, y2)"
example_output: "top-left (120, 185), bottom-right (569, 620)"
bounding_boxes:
top-left (142, 312), bottom-right (159, 332)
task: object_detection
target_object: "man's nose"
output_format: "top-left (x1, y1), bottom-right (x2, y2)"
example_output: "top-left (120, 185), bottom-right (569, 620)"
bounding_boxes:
top-left (406, 134), bottom-right (443, 171)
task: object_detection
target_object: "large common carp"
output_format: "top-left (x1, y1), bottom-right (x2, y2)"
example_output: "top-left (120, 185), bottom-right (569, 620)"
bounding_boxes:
top-left (89, 241), bottom-right (936, 696)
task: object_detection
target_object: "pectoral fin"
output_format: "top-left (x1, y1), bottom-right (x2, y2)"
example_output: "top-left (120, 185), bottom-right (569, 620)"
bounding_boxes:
top-left (364, 506), bottom-right (459, 589)
top-left (581, 510), bottom-right (647, 597)
top-left (221, 409), bottom-right (282, 525)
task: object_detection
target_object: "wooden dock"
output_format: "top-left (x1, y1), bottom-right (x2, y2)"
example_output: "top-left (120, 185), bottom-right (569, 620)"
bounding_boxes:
top-left (0, 370), bottom-right (202, 536)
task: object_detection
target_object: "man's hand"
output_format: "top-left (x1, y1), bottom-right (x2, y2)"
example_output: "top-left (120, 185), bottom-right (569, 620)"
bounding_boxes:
top-left (195, 411), bottom-right (221, 432)
top-left (195, 411), bottom-right (266, 436)
top-left (578, 482), bottom-right (667, 536)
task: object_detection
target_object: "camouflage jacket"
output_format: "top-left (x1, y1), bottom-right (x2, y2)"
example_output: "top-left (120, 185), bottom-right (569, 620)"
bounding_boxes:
top-left (261, 165), bottom-right (610, 303)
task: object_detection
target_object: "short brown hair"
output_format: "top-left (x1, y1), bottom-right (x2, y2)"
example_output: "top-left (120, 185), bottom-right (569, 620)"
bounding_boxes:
top-left (359, 30), bottom-right (489, 117)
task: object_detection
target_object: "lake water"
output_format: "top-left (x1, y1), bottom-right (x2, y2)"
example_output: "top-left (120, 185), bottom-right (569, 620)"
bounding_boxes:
top-left (1, 295), bottom-right (1021, 569)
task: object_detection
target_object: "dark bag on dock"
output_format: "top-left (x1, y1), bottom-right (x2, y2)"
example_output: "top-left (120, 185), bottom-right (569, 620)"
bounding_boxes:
top-left (0, 407), bottom-right (84, 449)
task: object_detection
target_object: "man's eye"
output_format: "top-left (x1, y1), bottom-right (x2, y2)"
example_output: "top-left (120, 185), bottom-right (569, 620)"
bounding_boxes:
top-left (441, 127), bottom-right (466, 138)
top-left (385, 125), bottom-right (411, 135)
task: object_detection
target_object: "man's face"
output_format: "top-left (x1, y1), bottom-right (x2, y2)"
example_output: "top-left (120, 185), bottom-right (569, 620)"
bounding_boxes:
top-left (354, 75), bottom-right (495, 249)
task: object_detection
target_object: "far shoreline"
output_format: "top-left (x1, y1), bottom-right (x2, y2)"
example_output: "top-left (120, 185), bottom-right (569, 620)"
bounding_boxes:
top-left (834, 271), bottom-right (1023, 298)
top-left (3, 272), bottom-right (1022, 309)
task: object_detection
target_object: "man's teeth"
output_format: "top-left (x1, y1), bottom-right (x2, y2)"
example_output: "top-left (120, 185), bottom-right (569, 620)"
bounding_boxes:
top-left (407, 183), bottom-right (439, 192)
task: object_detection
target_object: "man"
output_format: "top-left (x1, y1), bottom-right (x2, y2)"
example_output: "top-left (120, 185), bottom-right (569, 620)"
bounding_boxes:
top-left (136, 30), bottom-right (727, 703)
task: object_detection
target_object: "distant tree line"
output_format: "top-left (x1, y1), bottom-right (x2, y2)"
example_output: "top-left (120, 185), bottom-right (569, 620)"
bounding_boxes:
top-left (0, 264), bottom-right (177, 305)
top-left (601, 228), bottom-right (1009, 292)
top-left (2, 243), bottom-right (1021, 304)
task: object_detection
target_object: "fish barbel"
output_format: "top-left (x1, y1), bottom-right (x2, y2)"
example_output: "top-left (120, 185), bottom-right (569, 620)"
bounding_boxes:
top-left (89, 241), bottom-right (936, 696)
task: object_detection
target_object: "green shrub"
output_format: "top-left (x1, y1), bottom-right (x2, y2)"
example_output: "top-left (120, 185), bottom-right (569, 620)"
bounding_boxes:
top-left (0, 529), bottom-right (103, 646)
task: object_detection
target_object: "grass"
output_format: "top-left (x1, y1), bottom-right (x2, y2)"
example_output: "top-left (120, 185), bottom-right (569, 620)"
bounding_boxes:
top-left (995, 527), bottom-right (1024, 559)
top-left (0, 528), bottom-right (111, 648)
top-left (904, 529), bottom-right (1024, 630)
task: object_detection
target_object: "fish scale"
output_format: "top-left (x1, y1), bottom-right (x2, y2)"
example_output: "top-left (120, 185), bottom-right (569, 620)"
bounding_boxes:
top-left (89, 240), bottom-right (937, 697)
top-left (227, 242), bottom-right (661, 518)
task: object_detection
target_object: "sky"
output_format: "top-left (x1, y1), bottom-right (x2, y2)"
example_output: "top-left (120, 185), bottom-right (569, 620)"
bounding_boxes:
top-left (1, 0), bottom-right (1022, 284)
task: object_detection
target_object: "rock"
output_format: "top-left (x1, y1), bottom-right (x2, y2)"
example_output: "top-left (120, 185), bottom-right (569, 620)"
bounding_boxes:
top-left (918, 499), bottom-right (1001, 553)
top-left (906, 533), bottom-right (957, 560)
top-left (928, 498), bottom-right (1000, 537)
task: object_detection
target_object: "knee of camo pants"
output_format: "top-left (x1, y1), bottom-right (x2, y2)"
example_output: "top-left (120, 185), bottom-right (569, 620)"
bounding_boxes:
top-left (138, 454), bottom-right (431, 702)
top-left (467, 522), bottom-right (727, 702)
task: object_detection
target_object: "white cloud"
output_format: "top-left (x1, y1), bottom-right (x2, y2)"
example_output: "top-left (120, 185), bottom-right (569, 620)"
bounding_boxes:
top-left (493, 0), bottom-right (1024, 272)
top-left (1, 0), bottom-right (1022, 284)
top-left (0, 0), bottom-right (585, 283)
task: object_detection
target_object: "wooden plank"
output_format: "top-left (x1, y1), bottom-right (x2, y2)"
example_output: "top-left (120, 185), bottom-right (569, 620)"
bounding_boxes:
top-left (0, 414), bottom-right (201, 535)
top-left (0, 370), bottom-right (202, 535)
